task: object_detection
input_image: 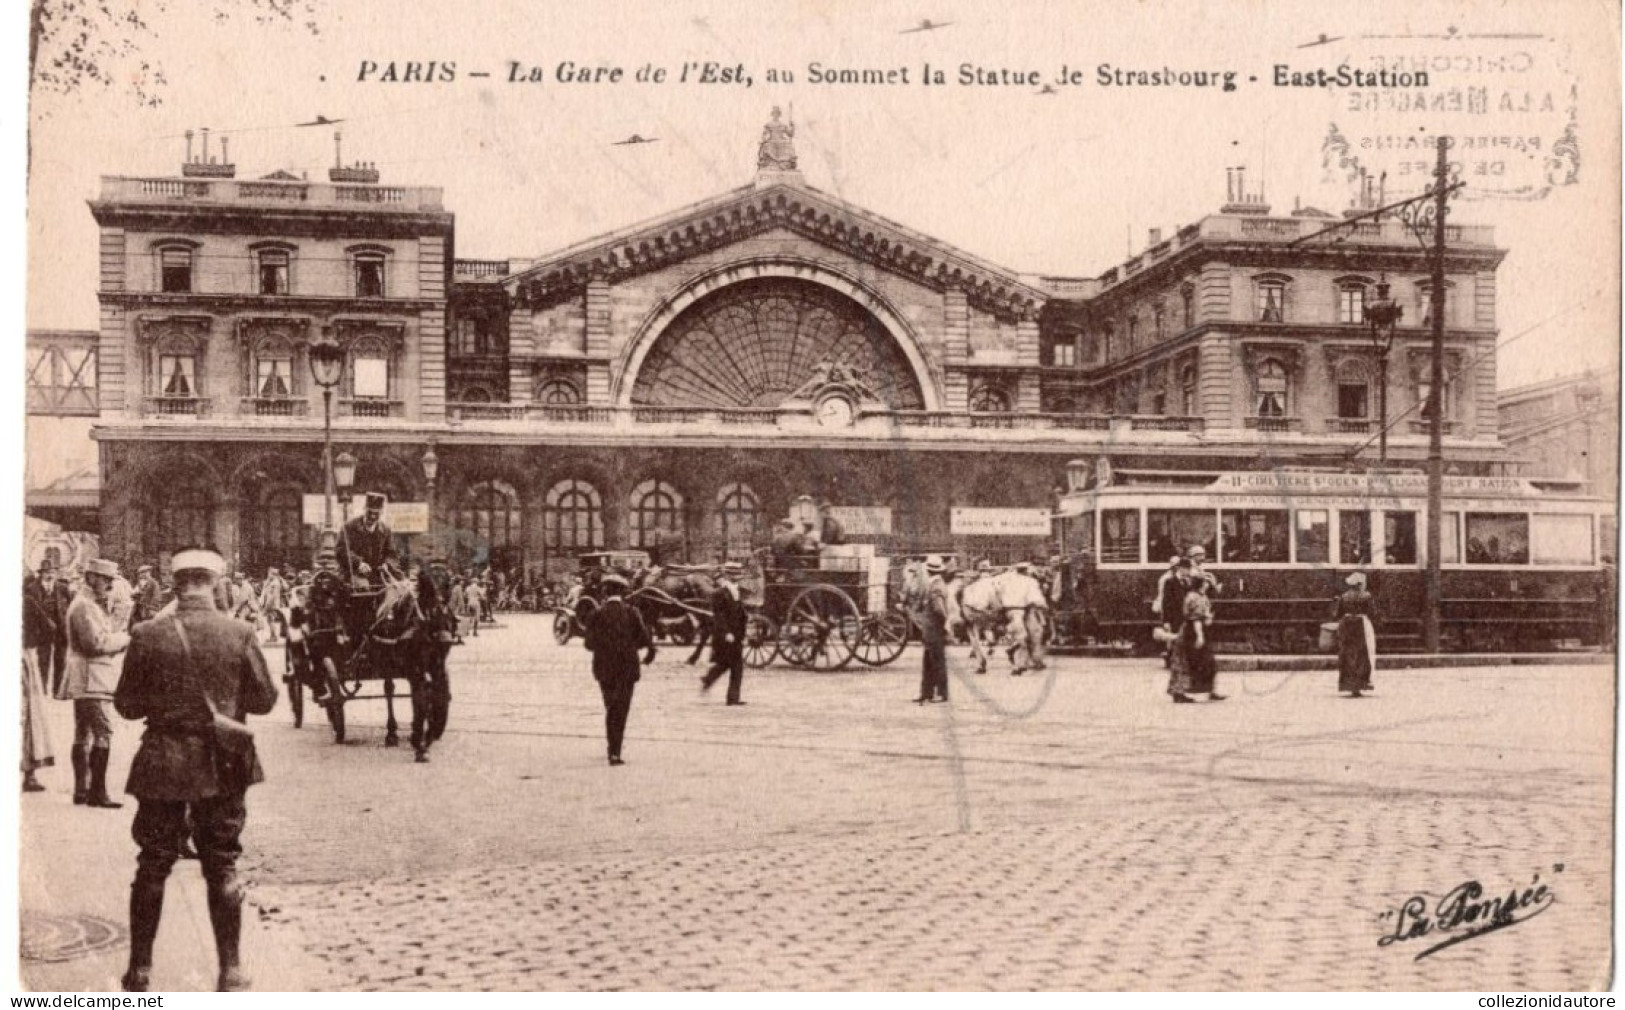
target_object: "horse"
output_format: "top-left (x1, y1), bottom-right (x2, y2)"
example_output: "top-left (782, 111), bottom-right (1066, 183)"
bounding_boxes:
top-left (630, 565), bottom-right (717, 658)
top-left (957, 568), bottom-right (1052, 674)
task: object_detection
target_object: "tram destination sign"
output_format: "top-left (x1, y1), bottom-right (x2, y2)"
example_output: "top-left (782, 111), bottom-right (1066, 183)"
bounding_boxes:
top-left (1206, 473), bottom-right (1541, 497)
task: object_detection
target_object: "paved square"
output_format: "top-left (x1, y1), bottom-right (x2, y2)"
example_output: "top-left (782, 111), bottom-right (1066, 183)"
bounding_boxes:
top-left (20, 616), bottom-right (1614, 990)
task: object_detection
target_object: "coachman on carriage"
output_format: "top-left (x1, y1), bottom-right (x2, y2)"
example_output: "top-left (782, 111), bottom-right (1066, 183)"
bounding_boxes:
top-left (282, 493), bottom-right (457, 762)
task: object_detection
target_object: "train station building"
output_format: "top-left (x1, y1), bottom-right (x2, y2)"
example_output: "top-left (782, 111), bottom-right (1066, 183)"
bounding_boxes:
top-left (82, 114), bottom-right (1510, 577)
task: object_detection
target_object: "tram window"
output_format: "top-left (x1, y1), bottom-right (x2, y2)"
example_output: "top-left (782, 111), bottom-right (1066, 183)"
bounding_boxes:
top-left (1531, 514), bottom-right (1593, 565)
top-left (1464, 513), bottom-right (1529, 565)
top-left (1296, 511), bottom-right (1330, 564)
top-left (1443, 513), bottom-right (1461, 563)
top-left (1219, 509), bottom-right (1290, 563)
top-left (1149, 509), bottom-right (1216, 563)
top-left (1101, 509), bottom-right (1141, 563)
top-left (1383, 512), bottom-right (1417, 565)
top-left (1340, 511), bottom-right (1372, 565)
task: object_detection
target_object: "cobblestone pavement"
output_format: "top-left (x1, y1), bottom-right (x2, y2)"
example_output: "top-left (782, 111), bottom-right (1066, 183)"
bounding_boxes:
top-left (23, 616), bottom-right (1615, 990)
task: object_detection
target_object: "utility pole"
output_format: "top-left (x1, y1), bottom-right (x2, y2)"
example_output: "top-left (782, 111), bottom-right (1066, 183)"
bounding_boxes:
top-left (1423, 136), bottom-right (1450, 653)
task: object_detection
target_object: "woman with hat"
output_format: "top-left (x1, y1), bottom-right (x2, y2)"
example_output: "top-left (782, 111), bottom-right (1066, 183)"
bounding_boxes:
top-left (1334, 572), bottom-right (1376, 698)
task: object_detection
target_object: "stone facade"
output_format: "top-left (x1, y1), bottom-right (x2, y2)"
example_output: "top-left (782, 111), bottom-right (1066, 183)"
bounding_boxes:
top-left (87, 124), bottom-right (1512, 577)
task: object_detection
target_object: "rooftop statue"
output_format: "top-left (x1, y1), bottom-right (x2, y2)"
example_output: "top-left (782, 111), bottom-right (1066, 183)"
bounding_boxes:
top-left (758, 106), bottom-right (797, 171)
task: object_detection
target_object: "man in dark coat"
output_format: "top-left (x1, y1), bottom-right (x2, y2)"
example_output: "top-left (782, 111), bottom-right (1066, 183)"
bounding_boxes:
top-left (25, 560), bottom-right (73, 694)
top-left (113, 548), bottom-right (277, 993)
top-left (130, 565), bottom-right (164, 626)
top-left (336, 492), bottom-right (400, 587)
top-left (701, 561), bottom-right (749, 705)
top-left (582, 574), bottom-right (654, 766)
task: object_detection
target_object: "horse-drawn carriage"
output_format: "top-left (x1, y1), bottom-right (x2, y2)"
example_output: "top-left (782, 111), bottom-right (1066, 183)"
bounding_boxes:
top-left (284, 567), bottom-right (457, 761)
top-left (551, 551), bottom-right (712, 647)
top-left (743, 544), bottom-right (913, 671)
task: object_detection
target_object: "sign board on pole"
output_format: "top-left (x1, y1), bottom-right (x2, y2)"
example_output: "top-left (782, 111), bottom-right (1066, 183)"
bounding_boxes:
top-left (950, 507), bottom-right (1052, 537)
top-left (301, 496), bottom-right (428, 533)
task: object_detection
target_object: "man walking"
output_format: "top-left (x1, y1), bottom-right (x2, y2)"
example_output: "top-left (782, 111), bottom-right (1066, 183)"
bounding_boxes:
top-left (914, 556), bottom-right (950, 704)
top-left (583, 574), bottom-right (654, 766)
top-left (62, 558), bottom-right (132, 808)
top-left (259, 566), bottom-right (288, 642)
top-left (701, 561), bottom-right (749, 706)
top-left (114, 548), bottom-right (277, 992)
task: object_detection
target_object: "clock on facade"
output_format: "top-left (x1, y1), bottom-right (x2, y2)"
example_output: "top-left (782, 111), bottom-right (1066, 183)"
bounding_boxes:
top-left (816, 395), bottom-right (855, 428)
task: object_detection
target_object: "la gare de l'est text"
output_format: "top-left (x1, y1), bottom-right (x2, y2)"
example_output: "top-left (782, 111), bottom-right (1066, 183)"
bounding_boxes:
top-left (355, 60), bottom-right (1430, 91)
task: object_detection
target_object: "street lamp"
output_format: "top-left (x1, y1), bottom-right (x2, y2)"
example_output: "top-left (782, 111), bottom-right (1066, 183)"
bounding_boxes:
top-left (1362, 276), bottom-right (1403, 463)
top-left (308, 335), bottom-right (346, 542)
top-left (333, 450), bottom-right (358, 513)
top-left (421, 444), bottom-right (439, 555)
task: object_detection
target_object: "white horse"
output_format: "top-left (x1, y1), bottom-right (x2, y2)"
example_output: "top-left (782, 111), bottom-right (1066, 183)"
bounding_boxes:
top-left (958, 568), bottom-right (1052, 674)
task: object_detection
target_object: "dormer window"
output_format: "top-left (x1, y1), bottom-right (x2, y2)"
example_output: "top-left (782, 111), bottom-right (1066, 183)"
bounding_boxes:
top-left (257, 249), bottom-right (290, 295)
top-left (159, 247), bottom-right (193, 293)
top-left (354, 251), bottom-right (386, 298)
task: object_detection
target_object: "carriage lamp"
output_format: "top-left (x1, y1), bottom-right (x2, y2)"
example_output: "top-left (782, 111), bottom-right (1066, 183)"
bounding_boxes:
top-left (1363, 277), bottom-right (1404, 463)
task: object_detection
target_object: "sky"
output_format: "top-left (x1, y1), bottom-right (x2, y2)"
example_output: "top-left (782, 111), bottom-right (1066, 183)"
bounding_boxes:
top-left (21, 0), bottom-right (1623, 389)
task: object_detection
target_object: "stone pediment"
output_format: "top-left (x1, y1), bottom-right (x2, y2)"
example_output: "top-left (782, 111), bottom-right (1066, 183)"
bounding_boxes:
top-left (505, 181), bottom-right (1048, 322)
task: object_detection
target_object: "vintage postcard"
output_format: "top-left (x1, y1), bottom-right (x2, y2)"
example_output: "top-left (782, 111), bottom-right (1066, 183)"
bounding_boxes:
top-left (14, 0), bottom-right (1621, 994)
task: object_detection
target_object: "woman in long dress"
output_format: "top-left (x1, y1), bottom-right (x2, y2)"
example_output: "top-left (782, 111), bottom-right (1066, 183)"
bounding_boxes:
top-left (22, 574), bottom-right (56, 791)
top-left (1181, 575), bottom-right (1223, 702)
top-left (1335, 572), bottom-right (1376, 698)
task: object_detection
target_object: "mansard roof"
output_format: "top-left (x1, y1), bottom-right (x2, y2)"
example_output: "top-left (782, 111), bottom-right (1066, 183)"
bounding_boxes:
top-left (504, 177), bottom-right (1050, 321)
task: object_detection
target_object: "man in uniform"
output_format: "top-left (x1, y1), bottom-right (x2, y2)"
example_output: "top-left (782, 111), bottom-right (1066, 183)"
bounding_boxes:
top-left (700, 561), bottom-right (749, 706)
top-left (336, 492), bottom-right (400, 587)
top-left (914, 556), bottom-right (950, 704)
top-left (114, 548), bottom-right (277, 992)
top-left (582, 574), bottom-right (654, 765)
top-left (63, 558), bottom-right (132, 808)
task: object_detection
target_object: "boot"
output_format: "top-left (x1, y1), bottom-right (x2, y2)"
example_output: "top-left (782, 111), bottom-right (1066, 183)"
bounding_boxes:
top-left (208, 876), bottom-right (249, 991)
top-left (86, 747), bottom-right (122, 809)
top-left (122, 879), bottom-right (164, 992)
top-left (70, 745), bottom-right (89, 805)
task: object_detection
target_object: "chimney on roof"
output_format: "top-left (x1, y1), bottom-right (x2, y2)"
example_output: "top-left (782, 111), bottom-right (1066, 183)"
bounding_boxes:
top-left (328, 130), bottom-right (382, 183)
top-left (182, 125), bottom-right (236, 178)
top-left (1221, 165), bottom-right (1270, 215)
top-left (1147, 227), bottom-right (1162, 248)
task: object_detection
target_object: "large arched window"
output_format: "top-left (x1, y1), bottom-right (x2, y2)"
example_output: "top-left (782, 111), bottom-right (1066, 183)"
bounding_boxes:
top-left (630, 480), bottom-right (684, 550)
top-left (456, 480), bottom-right (523, 551)
top-left (716, 483), bottom-right (761, 558)
top-left (544, 479), bottom-right (603, 551)
top-left (1254, 358), bottom-right (1289, 417)
top-left (146, 485), bottom-right (214, 562)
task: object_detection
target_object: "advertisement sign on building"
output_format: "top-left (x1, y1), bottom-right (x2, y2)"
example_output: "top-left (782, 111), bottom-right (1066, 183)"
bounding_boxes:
top-left (950, 508), bottom-right (1052, 537)
top-left (828, 506), bottom-right (893, 536)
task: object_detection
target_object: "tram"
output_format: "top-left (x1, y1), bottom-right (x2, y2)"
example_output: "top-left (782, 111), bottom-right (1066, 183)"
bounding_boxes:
top-left (1050, 459), bottom-right (1613, 654)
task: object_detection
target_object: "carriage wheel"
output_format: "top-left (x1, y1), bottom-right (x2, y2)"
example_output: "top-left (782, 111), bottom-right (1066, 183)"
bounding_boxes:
top-left (552, 611), bottom-right (573, 645)
top-left (778, 585), bottom-right (860, 671)
top-left (743, 613), bottom-right (779, 668)
top-left (322, 657), bottom-right (346, 744)
top-left (854, 609), bottom-right (911, 667)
